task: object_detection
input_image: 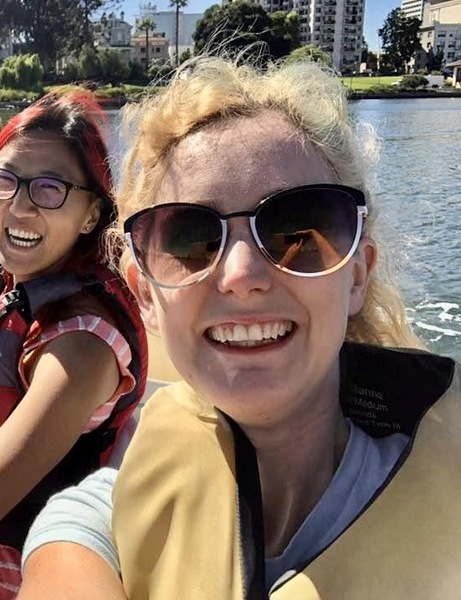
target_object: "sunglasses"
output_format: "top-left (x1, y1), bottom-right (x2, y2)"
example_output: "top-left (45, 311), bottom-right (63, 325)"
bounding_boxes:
top-left (124, 184), bottom-right (368, 289)
top-left (0, 168), bottom-right (94, 210)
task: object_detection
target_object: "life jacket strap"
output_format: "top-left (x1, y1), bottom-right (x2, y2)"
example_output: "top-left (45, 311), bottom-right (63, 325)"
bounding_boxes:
top-left (0, 289), bottom-right (28, 320)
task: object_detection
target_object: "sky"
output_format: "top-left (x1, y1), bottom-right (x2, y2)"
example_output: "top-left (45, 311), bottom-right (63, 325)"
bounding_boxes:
top-left (118, 0), bottom-right (401, 51)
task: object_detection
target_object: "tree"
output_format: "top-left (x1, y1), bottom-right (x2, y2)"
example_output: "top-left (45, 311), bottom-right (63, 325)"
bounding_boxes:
top-left (179, 48), bottom-right (192, 64)
top-left (267, 10), bottom-right (300, 59)
top-left (193, 1), bottom-right (299, 60)
top-left (378, 8), bottom-right (422, 74)
top-left (0, 54), bottom-right (43, 91)
top-left (77, 44), bottom-right (102, 80)
top-left (426, 46), bottom-right (444, 72)
top-left (170, 0), bottom-right (188, 67)
top-left (0, 0), bottom-right (115, 74)
top-left (285, 44), bottom-right (332, 67)
top-left (99, 48), bottom-right (130, 83)
top-left (139, 17), bottom-right (156, 72)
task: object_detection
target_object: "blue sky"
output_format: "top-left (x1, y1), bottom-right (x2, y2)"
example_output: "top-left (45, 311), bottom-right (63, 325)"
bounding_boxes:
top-left (119, 0), bottom-right (400, 51)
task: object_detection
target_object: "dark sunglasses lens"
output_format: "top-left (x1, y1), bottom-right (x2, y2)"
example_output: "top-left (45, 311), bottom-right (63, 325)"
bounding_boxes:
top-left (256, 188), bottom-right (358, 274)
top-left (0, 170), bottom-right (18, 200)
top-left (130, 205), bottom-right (223, 287)
top-left (30, 177), bottom-right (67, 209)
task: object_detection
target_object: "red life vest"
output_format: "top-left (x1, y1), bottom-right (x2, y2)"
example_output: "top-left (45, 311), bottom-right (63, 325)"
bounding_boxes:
top-left (0, 264), bottom-right (148, 552)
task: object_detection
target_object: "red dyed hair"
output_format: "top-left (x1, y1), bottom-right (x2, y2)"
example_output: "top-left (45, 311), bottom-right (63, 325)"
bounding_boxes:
top-left (0, 89), bottom-right (116, 270)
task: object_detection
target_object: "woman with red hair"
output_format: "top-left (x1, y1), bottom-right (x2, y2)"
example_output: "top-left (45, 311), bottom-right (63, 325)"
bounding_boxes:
top-left (0, 90), bottom-right (147, 598)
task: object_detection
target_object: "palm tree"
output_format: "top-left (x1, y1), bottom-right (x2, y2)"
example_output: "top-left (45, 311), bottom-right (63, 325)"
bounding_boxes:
top-left (139, 17), bottom-right (155, 72)
top-left (169, 0), bottom-right (188, 67)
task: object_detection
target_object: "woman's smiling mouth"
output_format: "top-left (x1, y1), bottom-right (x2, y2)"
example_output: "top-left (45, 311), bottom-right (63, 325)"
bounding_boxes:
top-left (6, 228), bottom-right (43, 248)
top-left (207, 321), bottom-right (294, 348)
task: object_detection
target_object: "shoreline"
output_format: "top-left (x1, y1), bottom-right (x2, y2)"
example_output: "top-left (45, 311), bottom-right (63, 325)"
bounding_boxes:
top-left (348, 90), bottom-right (461, 100)
top-left (1, 90), bottom-right (461, 111)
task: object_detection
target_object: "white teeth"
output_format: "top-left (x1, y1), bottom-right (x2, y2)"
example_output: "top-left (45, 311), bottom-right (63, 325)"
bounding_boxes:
top-left (233, 324), bottom-right (248, 342)
top-left (248, 324), bottom-right (263, 341)
top-left (208, 321), bottom-right (293, 347)
top-left (7, 228), bottom-right (42, 248)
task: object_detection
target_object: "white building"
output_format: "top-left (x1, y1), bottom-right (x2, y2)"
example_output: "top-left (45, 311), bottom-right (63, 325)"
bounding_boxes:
top-left (420, 0), bottom-right (461, 67)
top-left (401, 0), bottom-right (425, 20)
top-left (259, 0), bottom-right (365, 73)
top-left (135, 4), bottom-right (203, 62)
top-left (425, 0), bottom-right (461, 22)
top-left (94, 12), bottom-right (133, 64)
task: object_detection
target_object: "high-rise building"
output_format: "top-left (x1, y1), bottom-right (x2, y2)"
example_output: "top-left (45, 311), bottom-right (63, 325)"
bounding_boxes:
top-left (400, 0), bottom-right (424, 19)
top-left (259, 0), bottom-right (365, 73)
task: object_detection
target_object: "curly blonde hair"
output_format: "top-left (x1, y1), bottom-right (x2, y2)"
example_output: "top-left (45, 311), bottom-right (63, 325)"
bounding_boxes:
top-left (110, 54), bottom-right (425, 350)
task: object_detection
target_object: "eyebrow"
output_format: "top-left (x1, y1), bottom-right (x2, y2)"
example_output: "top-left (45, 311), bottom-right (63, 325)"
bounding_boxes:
top-left (0, 163), bottom-right (71, 180)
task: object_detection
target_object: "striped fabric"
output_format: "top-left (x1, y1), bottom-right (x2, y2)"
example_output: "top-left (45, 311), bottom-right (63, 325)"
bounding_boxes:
top-left (20, 314), bottom-right (136, 431)
top-left (0, 546), bottom-right (22, 598)
top-left (0, 316), bottom-right (135, 598)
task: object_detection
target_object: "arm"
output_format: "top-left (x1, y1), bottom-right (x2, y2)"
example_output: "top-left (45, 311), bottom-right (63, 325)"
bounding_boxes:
top-left (19, 466), bottom-right (125, 599)
top-left (0, 329), bottom-right (120, 519)
top-left (18, 543), bottom-right (128, 600)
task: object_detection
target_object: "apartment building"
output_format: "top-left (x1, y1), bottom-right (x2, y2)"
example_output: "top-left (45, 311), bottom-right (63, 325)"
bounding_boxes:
top-left (420, 0), bottom-right (461, 66)
top-left (401, 0), bottom-right (425, 19)
top-left (259, 0), bottom-right (365, 72)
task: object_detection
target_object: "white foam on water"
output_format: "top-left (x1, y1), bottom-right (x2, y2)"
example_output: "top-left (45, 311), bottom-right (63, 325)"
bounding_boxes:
top-left (414, 321), bottom-right (461, 338)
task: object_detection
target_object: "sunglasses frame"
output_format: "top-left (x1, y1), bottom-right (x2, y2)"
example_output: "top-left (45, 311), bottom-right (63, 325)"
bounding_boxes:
top-left (0, 168), bottom-right (94, 210)
top-left (124, 184), bottom-right (368, 289)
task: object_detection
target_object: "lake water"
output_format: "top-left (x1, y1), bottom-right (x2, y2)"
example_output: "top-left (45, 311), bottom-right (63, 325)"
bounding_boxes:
top-left (1, 98), bottom-right (460, 360)
top-left (348, 98), bottom-right (460, 361)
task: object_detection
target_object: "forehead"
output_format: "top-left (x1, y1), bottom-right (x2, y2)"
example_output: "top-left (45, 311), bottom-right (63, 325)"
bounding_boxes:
top-left (155, 112), bottom-right (335, 209)
top-left (0, 132), bottom-right (82, 179)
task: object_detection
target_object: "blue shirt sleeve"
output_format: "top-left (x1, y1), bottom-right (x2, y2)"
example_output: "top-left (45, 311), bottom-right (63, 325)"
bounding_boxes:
top-left (21, 467), bottom-right (119, 576)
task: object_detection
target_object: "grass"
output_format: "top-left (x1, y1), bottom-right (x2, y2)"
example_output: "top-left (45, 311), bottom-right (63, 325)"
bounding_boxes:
top-left (341, 76), bottom-right (401, 91)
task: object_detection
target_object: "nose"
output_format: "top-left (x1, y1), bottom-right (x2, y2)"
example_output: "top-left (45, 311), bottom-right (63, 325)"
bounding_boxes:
top-left (8, 183), bottom-right (37, 217)
top-left (215, 221), bottom-right (272, 298)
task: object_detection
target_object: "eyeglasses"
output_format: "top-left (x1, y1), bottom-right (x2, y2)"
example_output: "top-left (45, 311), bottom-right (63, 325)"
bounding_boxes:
top-left (124, 184), bottom-right (368, 289)
top-left (0, 168), bottom-right (94, 210)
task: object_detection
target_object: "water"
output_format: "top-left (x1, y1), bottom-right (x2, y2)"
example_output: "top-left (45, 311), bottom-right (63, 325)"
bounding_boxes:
top-left (1, 99), bottom-right (460, 360)
top-left (348, 98), bottom-right (460, 360)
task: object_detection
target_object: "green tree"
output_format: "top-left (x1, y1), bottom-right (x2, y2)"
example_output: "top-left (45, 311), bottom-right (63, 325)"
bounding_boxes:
top-left (77, 44), bottom-right (102, 79)
top-left (193, 1), bottom-right (298, 60)
top-left (0, 0), bottom-right (114, 73)
top-left (426, 46), bottom-right (444, 72)
top-left (285, 44), bottom-right (332, 67)
top-left (179, 48), bottom-right (192, 64)
top-left (366, 51), bottom-right (379, 72)
top-left (268, 10), bottom-right (300, 59)
top-left (378, 8), bottom-right (422, 74)
top-left (139, 17), bottom-right (156, 72)
top-left (99, 48), bottom-right (130, 83)
top-left (170, 0), bottom-right (188, 67)
top-left (0, 54), bottom-right (44, 91)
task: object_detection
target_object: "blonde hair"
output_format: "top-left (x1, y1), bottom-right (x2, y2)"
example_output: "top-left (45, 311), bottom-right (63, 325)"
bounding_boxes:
top-left (112, 54), bottom-right (425, 350)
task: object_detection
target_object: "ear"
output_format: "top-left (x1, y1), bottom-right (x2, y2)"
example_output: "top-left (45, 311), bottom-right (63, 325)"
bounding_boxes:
top-left (348, 236), bottom-right (377, 316)
top-left (81, 198), bottom-right (102, 234)
top-left (126, 262), bottom-right (159, 332)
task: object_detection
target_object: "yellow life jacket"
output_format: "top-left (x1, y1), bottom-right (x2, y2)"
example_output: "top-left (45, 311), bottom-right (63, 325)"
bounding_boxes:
top-left (113, 343), bottom-right (460, 600)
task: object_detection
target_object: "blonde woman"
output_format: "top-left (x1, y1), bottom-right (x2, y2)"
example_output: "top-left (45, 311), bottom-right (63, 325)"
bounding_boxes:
top-left (18, 56), bottom-right (460, 600)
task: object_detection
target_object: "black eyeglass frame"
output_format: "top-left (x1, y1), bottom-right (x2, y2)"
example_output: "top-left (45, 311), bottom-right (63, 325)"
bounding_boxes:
top-left (124, 183), bottom-right (368, 289)
top-left (0, 168), bottom-right (94, 210)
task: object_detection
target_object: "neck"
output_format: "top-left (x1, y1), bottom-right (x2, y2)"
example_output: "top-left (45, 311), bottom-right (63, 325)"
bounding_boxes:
top-left (244, 390), bottom-right (350, 558)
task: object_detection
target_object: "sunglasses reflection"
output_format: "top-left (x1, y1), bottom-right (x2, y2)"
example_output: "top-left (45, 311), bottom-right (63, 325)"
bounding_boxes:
top-left (275, 229), bottom-right (340, 271)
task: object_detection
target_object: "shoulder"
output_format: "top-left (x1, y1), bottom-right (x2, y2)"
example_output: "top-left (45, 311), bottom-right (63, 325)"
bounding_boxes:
top-left (22, 467), bottom-right (120, 575)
